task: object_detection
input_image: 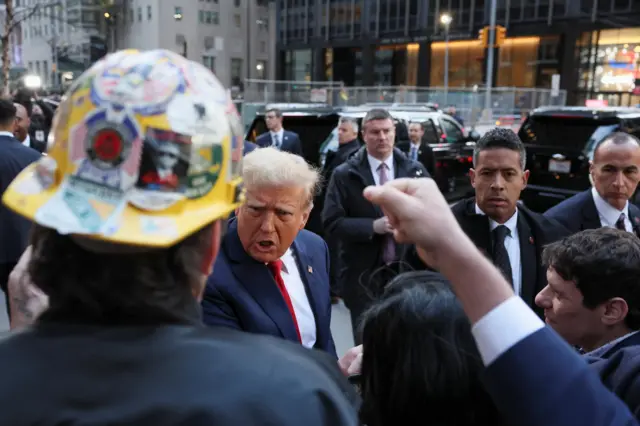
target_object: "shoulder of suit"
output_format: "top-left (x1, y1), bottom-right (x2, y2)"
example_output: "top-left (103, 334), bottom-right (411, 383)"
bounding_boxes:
top-left (298, 229), bottom-right (326, 247)
top-left (285, 130), bottom-right (300, 138)
top-left (544, 190), bottom-right (589, 217)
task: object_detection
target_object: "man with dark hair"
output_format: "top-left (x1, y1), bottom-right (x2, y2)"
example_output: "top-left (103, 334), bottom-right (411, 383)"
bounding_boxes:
top-left (404, 127), bottom-right (568, 312)
top-left (396, 121), bottom-right (436, 176)
top-left (536, 227), bottom-right (640, 356)
top-left (0, 98), bottom-right (40, 317)
top-left (545, 132), bottom-right (640, 234)
top-left (323, 108), bottom-right (428, 341)
top-left (255, 108), bottom-right (303, 156)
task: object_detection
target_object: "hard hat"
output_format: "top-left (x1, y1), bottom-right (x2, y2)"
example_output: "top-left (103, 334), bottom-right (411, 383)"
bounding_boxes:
top-left (3, 49), bottom-right (244, 248)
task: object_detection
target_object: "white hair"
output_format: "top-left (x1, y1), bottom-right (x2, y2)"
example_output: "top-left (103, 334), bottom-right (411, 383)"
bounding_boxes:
top-left (242, 147), bottom-right (320, 208)
top-left (339, 117), bottom-right (359, 134)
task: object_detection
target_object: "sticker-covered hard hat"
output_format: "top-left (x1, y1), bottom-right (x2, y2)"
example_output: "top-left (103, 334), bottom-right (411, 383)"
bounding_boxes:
top-left (3, 49), bottom-right (244, 248)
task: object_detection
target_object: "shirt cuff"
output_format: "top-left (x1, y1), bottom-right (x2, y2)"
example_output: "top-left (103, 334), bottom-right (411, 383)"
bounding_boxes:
top-left (471, 296), bottom-right (545, 367)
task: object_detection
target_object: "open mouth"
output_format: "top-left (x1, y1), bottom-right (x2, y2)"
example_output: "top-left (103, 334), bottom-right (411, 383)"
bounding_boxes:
top-left (258, 240), bottom-right (275, 247)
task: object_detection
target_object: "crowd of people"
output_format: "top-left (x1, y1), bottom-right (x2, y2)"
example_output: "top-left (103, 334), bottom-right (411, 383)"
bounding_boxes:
top-left (2, 48), bottom-right (640, 425)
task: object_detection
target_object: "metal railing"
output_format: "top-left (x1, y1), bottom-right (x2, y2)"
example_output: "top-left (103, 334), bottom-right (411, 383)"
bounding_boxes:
top-left (241, 80), bottom-right (567, 126)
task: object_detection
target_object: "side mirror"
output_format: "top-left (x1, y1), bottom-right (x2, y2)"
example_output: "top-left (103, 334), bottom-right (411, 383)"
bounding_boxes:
top-left (468, 130), bottom-right (481, 141)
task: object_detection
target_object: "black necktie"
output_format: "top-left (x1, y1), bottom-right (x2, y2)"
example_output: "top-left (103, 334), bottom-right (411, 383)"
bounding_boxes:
top-left (493, 225), bottom-right (513, 286)
top-left (616, 213), bottom-right (626, 231)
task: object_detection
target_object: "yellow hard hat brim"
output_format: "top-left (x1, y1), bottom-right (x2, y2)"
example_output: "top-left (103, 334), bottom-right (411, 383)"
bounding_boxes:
top-left (3, 163), bottom-right (242, 248)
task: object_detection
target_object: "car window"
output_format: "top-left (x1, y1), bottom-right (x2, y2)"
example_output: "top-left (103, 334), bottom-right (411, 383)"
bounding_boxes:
top-left (319, 127), bottom-right (339, 167)
top-left (519, 115), bottom-right (618, 151)
top-left (422, 119), bottom-right (440, 144)
top-left (440, 118), bottom-right (464, 143)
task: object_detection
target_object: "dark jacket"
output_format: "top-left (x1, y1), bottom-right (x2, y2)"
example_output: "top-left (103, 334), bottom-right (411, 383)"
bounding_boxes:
top-left (545, 189), bottom-right (640, 235)
top-left (322, 147), bottom-right (428, 311)
top-left (323, 139), bottom-right (360, 184)
top-left (0, 306), bottom-right (359, 425)
top-left (403, 198), bottom-right (570, 312)
top-left (396, 140), bottom-right (436, 177)
top-left (0, 134), bottom-right (41, 263)
top-left (255, 130), bottom-right (303, 157)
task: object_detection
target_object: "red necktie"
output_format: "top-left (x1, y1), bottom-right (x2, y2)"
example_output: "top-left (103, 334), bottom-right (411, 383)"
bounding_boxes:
top-left (267, 260), bottom-right (302, 343)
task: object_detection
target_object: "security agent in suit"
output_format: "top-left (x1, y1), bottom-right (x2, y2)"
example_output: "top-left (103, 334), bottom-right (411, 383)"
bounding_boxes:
top-left (362, 178), bottom-right (639, 426)
top-left (255, 108), bottom-right (303, 156)
top-left (396, 121), bottom-right (436, 177)
top-left (545, 132), bottom-right (640, 235)
top-left (322, 108), bottom-right (428, 342)
top-left (203, 148), bottom-right (337, 356)
top-left (0, 100), bottom-right (40, 315)
top-left (320, 117), bottom-right (361, 298)
top-left (535, 229), bottom-right (640, 356)
top-left (404, 128), bottom-right (569, 313)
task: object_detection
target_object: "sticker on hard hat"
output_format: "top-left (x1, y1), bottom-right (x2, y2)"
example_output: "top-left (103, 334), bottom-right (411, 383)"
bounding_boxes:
top-left (185, 143), bottom-right (223, 199)
top-left (69, 109), bottom-right (142, 192)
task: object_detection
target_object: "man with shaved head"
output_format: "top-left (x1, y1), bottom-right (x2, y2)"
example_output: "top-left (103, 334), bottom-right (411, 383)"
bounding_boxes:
top-left (545, 132), bottom-right (640, 235)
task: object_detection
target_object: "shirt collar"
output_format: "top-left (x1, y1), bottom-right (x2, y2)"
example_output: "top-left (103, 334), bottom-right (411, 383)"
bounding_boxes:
top-left (0, 131), bottom-right (15, 138)
top-left (592, 187), bottom-right (629, 226)
top-left (367, 153), bottom-right (393, 172)
top-left (270, 129), bottom-right (284, 138)
top-left (475, 204), bottom-right (519, 234)
top-left (410, 140), bottom-right (421, 147)
top-left (587, 330), bottom-right (640, 357)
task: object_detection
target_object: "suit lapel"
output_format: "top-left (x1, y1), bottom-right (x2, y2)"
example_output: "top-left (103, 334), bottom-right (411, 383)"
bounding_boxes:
top-left (291, 239), bottom-right (322, 340)
top-left (517, 214), bottom-right (537, 307)
top-left (352, 152), bottom-right (382, 216)
top-left (582, 191), bottom-right (603, 230)
top-left (458, 200), bottom-right (492, 258)
top-left (628, 205), bottom-right (640, 237)
top-left (225, 222), bottom-right (300, 342)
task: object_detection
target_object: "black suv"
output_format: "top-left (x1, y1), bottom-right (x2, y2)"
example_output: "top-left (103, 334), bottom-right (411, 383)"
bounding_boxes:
top-left (519, 106), bottom-right (640, 212)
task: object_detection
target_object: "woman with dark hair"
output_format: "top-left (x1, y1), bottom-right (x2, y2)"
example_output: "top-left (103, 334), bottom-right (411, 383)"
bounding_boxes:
top-left (359, 271), bottom-right (502, 426)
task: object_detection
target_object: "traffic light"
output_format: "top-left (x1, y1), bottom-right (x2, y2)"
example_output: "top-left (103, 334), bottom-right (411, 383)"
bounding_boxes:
top-left (478, 27), bottom-right (488, 48)
top-left (495, 25), bottom-right (507, 47)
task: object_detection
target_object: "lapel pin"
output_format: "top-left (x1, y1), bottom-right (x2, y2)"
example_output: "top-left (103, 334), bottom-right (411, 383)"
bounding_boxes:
top-left (635, 217), bottom-right (639, 224)
top-left (529, 236), bottom-right (535, 244)
top-left (308, 266), bottom-right (313, 274)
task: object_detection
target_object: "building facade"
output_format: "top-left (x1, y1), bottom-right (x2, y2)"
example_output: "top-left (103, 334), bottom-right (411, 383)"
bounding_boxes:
top-left (115, 0), bottom-right (277, 89)
top-left (275, 0), bottom-right (640, 106)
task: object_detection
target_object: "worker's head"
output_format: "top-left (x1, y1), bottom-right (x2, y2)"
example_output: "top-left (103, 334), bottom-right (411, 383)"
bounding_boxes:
top-left (3, 49), bottom-right (244, 323)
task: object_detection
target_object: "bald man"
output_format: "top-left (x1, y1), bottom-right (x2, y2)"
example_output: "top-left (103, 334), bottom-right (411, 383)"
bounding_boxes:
top-left (545, 132), bottom-right (640, 235)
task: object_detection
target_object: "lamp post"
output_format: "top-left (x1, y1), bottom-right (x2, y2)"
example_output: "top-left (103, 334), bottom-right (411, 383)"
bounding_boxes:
top-left (440, 13), bottom-right (452, 106)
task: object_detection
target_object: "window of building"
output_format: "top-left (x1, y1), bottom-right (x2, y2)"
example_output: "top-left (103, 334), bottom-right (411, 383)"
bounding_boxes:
top-left (234, 14), bottom-right (241, 28)
top-left (231, 58), bottom-right (243, 86)
top-left (206, 11), bottom-right (212, 24)
top-left (199, 10), bottom-right (205, 23)
top-left (137, 7), bottom-right (142, 21)
top-left (202, 55), bottom-right (215, 72)
top-left (212, 12), bottom-right (219, 24)
top-left (129, 8), bottom-right (134, 22)
top-left (234, 0), bottom-right (241, 6)
top-left (174, 7), bottom-right (183, 21)
top-left (147, 5), bottom-right (152, 20)
top-left (260, 41), bottom-right (266, 53)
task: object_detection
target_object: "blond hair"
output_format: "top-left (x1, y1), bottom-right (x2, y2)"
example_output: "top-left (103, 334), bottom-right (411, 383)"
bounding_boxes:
top-left (242, 147), bottom-right (320, 208)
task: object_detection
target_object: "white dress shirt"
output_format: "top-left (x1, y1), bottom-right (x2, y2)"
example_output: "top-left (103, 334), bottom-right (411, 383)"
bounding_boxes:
top-left (270, 129), bottom-right (285, 148)
top-left (592, 187), bottom-right (632, 232)
top-left (472, 297), bottom-right (545, 366)
top-left (367, 154), bottom-right (395, 186)
top-left (475, 205), bottom-right (522, 296)
top-left (279, 248), bottom-right (317, 349)
top-left (0, 131), bottom-right (16, 140)
top-left (22, 134), bottom-right (31, 148)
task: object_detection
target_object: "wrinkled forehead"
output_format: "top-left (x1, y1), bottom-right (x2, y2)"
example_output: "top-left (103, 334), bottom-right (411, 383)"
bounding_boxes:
top-left (476, 148), bottom-right (522, 169)
top-left (246, 184), bottom-right (307, 206)
top-left (364, 118), bottom-right (394, 132)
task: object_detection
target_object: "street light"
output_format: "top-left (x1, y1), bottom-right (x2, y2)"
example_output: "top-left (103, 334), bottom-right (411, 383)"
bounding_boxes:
top-left (24, 75), bottom-right (42, 90)
top-left (440, 13), bottom-right (452, 106)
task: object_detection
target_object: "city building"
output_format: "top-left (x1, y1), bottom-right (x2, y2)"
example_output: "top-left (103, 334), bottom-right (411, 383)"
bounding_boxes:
top-left (275, 0), bottom-right (640, 106)
top-left (18, 0), bottom-right (277, 90)
top-left (115, 0), bottom-right (277, 89)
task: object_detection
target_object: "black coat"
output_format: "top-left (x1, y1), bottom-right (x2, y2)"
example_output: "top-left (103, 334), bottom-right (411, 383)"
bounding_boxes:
top-left (403, 198), bottom-right (570, 313)
top-left (545, 189), bottom-right (640, 235)
top-left (322, 147), bottom-right (428, 311)
top-left (0, 306), bottom-right (360, 425)
top-left (396, 140), bottom-right (436, 177)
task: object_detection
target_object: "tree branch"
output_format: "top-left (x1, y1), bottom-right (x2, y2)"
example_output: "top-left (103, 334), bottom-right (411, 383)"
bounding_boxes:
top-left (4, 1), bottom-right (62, 37)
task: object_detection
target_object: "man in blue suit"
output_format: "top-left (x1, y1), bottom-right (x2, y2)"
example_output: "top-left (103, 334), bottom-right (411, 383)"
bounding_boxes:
top-left (0, 99), bottom-right (40, 317)
top-left (545, 132), bottom-right (640, 235)
top-left (243, 140), bottom-right (257, 155)
top-left (363, 177), bottom-right (639, 426)
top-left (255, 108), bottom-right (303, 157)
top-left (203, 147), bottom-right (336, 357)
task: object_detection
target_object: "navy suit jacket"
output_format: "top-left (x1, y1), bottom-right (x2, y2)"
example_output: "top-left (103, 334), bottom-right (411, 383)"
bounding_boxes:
top-left (243, 140), bottom-right (258, 155)
top-left (202, 220), bottom-right (337, 357)
top-left (484, 326), bottom-right (638, 426)
top-left (255, 130), bottom-right (303, 156)
top-left (0, 135), bottom-right (41, 263)
top-left (545, 189), bottom-right (640, 234)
